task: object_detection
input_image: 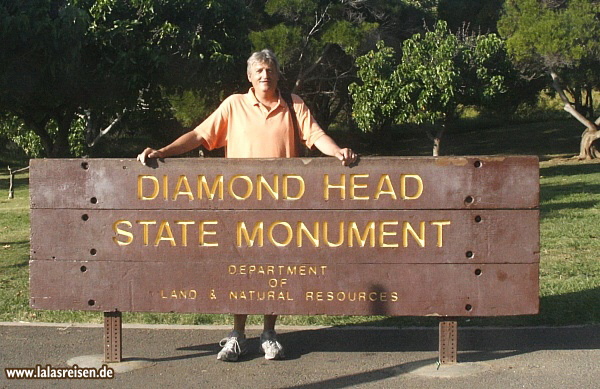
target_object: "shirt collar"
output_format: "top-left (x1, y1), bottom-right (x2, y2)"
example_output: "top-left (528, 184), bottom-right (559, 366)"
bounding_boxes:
top-left (246, 87), bottom-right (282, 108)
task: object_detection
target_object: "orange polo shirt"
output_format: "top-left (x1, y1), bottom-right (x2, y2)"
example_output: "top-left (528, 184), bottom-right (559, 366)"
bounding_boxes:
top-left (193, 88), bottom-right (326, 158)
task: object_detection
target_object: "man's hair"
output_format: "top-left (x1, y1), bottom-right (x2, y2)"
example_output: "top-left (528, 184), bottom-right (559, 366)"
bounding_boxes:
top-left (247, 49), bottom-right (281, 76)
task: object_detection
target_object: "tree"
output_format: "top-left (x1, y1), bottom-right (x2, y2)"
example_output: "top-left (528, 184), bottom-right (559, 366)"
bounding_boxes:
top-left (498, 0), bottom-right (600, 159)
top-left (438, 0), bottom-right (504, 33)
top-left (350, 21), bottom-right (522, 155)
top-left (0, 0), bottom-right (249, 157)
top-left (247, 0), bottom-right (436, 129)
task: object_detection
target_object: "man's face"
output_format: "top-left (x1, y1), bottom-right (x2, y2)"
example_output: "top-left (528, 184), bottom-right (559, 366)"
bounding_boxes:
top-left (248, 61), bottom-right (279, 94)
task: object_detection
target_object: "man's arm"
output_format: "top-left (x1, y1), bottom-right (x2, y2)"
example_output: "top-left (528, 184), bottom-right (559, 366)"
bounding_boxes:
top-left (313, 135), bottom-right (357, 166)
top-left (137, 130), bottom-right (205, 165)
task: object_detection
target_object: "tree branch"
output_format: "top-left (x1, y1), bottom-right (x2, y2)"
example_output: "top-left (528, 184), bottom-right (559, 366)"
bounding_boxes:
top-left (550, 71), bottom-right (597, 130)
top-left (87, 109), bottom-right (126, 147)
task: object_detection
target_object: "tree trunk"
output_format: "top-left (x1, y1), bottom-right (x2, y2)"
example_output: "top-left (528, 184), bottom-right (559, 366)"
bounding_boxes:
top-left (50, 114), bottom-right (74, 158)
top-left (24, 118), bottom-right (53, 157)
top-left (427, 125), bottom-right (446, 157)
top-left (578, 127), bottom-right (600, 160)
top-left (432, 127), bottom-right (445, 157)
top-left (550, 71), bottom-right (599, 160)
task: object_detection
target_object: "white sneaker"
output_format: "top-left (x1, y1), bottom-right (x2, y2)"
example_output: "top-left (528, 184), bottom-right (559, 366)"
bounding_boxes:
top-left (259, 330), bottom-right (284, 360)
top-left (217, 331), bottom-right (247, 362)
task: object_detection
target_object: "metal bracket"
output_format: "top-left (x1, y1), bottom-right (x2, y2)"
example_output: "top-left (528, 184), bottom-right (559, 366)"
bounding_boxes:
top-left (439, 320), bottom-right (458, 364)
top-left (104, 311), bottom-right (122, 363)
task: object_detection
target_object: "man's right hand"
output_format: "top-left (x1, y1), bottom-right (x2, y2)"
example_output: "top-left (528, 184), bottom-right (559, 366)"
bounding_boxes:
top-left (137, 148), bottom-right (164, 166)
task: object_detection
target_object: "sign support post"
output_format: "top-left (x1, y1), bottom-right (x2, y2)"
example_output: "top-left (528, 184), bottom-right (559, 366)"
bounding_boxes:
top-left (103, 311), bottom-right (122, 363)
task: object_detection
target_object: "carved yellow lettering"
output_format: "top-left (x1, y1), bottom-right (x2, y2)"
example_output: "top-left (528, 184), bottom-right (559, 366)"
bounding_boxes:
top-left (323, 174), bottom-right (346, 200)
top-left (267, 221), bottom-right (293, 247)
top-left (297, 221), bottom-right (319, 247)
top-left (323, 221), bottom-right (345, 247)
top-left (138, 175), bottom-right (159, 200)
top-left (374, 174), bottom-right (397, 200)
top-left (431, 220), bottom-right (451, 247)
top-left (137, 220), bottom-right (156, 246)
top-left (112, 220), bottom-right (133, 246)
top-left (350, 174), bottom-right (370, 200)
top-left (176, 220), bottom-right (194, 246)
top-left (283, 175), bottom-right (305, 200)
top-left (172, 175), bottom-right (193, 200)
top-left (237, 222), bottom-right (264, 247)
top-left (379, 221), bottom-right (399, 248)
top-left (199, 221), bottom-right (218, 247)
top-left (257, 175), bottom-right (279, 200)
top-left (198, 175), bottom-right (224, 200)
top-left (155, 221), bottom-right (176, 246)
top-left (162, 175), bottom-right (169, 200)
top-left (348, 221), bottom-right (376, 247)
top-left (228, 175), bottom-right (253, 200)
top-left (401, 174), bottom-right (423, 200)
top-left (403, 221), bottom-right (426, 247)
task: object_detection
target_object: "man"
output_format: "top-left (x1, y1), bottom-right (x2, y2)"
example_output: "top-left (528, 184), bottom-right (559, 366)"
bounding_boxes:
top-left (138, 49), bottom-right (357, 362)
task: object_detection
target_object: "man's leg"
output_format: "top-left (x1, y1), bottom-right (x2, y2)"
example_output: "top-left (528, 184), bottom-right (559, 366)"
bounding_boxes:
top-left (260, 314), bottom-right (284, 360)
top-left (217, 314), bottom-right (248, 362)
top-left (234, 314), bottom-right (248, 332)
top-left (263, 314), bottom-right (277, 331)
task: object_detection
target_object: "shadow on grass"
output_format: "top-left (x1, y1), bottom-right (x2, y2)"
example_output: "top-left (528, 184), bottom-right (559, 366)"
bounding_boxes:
top-left (0, 174), bottom-right (29, 191)
top-left (541, 200), bottom-right (600, 218)
top-left (540, 162), bottom-right (600, 178)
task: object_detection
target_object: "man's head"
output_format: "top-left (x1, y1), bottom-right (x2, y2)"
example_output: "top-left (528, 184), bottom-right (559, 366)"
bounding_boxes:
top-left (247, 49), bottom-right (281, 78)
top-left (247, 49), bottom-right (281, 95)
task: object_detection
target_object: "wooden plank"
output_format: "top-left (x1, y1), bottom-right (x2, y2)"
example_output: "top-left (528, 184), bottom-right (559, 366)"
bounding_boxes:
top-left (29, 157), bottom-right (539, 210)
top-left (29, 260), bottom-right (539, 316)
top-left (30, 209), bottom-right (539, 264)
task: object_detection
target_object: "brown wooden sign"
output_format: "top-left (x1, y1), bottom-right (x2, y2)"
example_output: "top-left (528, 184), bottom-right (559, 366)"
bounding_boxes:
top-left (29, 157), bottom-right (540, 317)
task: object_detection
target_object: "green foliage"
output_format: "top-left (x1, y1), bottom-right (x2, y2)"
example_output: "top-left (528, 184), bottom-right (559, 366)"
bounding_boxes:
top-left (167, 90), bottom-right (216, 128)
top-left (0, 117), bottom-right (44, 158)
top-left (0, 0), bottom-right (250, 157)
top-left (350, 21), bottom-right (521, 135)
top-left (348, 42), bottom-right (400, 133)
top-left (394, 21), bottom-right (461, 125)
top-left (248, 0), bottom-right (427, 128)
top-left (249, 24), bottom-right (304, 67)
top-left (499, 0), bottom-right (600, 72)
top-left (321, 20), bottom-right (378, 56)
top-left (0, 115), bottom-right (87, 158)
top-left (499, 0), bottom-right (600, 136)
top-left (438, 0), bottom-right (504, 33)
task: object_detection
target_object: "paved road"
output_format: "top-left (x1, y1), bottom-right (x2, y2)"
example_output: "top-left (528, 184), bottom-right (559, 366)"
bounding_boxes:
top-left (1, 322), bottom-right (599, 388)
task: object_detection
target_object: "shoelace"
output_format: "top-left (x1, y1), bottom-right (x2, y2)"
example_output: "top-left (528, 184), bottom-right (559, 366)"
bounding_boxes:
top-left (262, 339), bottom-right (281, 352)
top-left (219, 337), bottom-right (242, 355)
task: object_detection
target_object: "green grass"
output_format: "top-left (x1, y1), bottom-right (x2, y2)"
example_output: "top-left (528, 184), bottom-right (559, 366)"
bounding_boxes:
top-left (1, 118), bottom-right (599, 327)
